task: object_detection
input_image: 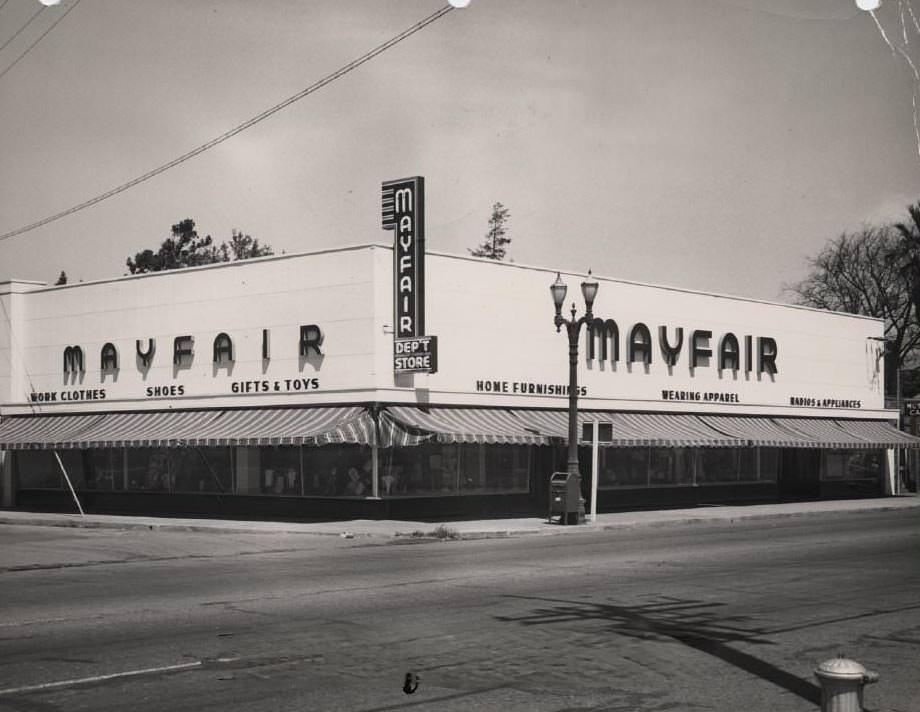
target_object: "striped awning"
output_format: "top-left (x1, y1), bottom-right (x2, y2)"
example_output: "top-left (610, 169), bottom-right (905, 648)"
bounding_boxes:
top-left (0, 407), bottom-right (376, 449)
top-left (187, 407), bottom-right (375, 447)
top-left (699, 416), bottom-right (819, 448)
top-left (0, 413), bottom-right (108, 450)
top-left (834, 419), bottom-right (920, 449)
top-left (771, 418), bottom-right (880, 449)
top-left (517, 411), bottom-right (745, 448)
top-left (76, 410), bottom-right (223, 448)
top-left (381, 407), bottom-right (557, 446)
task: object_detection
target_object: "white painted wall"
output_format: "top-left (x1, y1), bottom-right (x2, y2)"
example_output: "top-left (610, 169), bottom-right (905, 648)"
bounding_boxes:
top-left (0, 245), bottom-right (894, 421)
top-left (2, 249), bottom-right (378, 413)
top-left (0, 280), bottom-right (45, 411)
top-left (376, 248), bottom-right (891, 419)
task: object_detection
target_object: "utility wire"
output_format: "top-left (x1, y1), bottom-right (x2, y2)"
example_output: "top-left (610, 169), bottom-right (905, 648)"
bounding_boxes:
top-left (0, 0), bottom-right (81, 82)
top-left (0, 4), bottom-right (455, 243)
top-left (0, 1), bottom-right (11, 16)
top-left (0, 5), bottom-right (43, 55)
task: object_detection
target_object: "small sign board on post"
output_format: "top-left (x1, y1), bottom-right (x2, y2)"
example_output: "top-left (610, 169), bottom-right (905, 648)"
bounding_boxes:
top-left (582, 420), bottom-right (613, 523)
top-left (394, 336), bottom-right (438, 374)
top-left (581, 422), bottom-right (613, 443)
top-left (903, 400), bottom-right (920, 418)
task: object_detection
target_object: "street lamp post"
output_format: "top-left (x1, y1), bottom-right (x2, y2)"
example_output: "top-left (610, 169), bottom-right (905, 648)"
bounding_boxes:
top-left (870, 336), bottom-right (902, 495)
top-left (550, 271), bottom-right (599, 518)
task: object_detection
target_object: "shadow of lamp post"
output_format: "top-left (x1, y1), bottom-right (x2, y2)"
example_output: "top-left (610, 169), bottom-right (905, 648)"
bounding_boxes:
top-left (550, 271), bottom-right (599, 518)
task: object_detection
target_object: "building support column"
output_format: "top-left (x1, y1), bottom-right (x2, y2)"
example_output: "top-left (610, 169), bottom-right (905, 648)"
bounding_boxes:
top-left (0, 450), bottom-right (13, 508)
top-left (371, 407), bottom-right (380, 499)
top-left (884, 448), bottom-right (896, 495)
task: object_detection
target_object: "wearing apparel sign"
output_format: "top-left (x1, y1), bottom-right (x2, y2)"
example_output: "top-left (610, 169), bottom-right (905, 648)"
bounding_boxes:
top-left (382, 176), bottom-right (438, 374)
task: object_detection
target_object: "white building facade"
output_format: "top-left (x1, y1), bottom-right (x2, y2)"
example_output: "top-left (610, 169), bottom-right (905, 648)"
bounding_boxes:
top-left (0, 241), bottom-right (914, 519)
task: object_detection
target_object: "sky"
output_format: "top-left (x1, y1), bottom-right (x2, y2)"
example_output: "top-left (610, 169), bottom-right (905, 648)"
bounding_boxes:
top-left (1, 0), bottom-right (919, 303)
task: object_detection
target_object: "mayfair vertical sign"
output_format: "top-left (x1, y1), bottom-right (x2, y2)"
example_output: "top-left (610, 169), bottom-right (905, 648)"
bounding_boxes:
top-left (382, 176), bottom-right (437, 374)
top-left (382, 176), bottom-right (425, 338)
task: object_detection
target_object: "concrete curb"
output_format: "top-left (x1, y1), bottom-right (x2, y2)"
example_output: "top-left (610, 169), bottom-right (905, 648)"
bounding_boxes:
top-left (3, 497), bottom-right (917, 540)
top-left (0, 515), bottom-right (360, 537)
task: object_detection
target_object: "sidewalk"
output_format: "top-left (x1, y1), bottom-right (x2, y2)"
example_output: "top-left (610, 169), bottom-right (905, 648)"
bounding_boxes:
top-left (1, 495), bottom-right (918, 540)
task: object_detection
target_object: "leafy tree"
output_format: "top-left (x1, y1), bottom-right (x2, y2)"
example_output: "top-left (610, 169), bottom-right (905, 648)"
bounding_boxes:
top-left (127, 219), bottom-right (221, 274)
top-left (893, 202), bottom-right (920, 326)
top-left (126, 220), bottom-right (273, 274)
top-left (786, 225), bottom-right (920, 397)
top-left (54, 271), bottom-right (67, 285)
top-left (469, 202), bottom-right (511, 260)
top-left (219, 230), bottom-right (273, 261)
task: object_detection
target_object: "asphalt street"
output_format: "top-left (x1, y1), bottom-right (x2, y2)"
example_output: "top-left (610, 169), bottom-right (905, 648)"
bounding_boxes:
top-left (0, 509), bottom-right (918, 711)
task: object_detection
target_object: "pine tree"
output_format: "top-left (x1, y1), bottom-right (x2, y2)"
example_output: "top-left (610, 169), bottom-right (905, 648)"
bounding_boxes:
top-left (469, 202), bottom-right (511, 260)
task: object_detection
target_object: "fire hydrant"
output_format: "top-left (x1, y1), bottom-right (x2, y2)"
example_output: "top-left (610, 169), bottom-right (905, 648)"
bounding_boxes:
top-left (814, 657), bottom-right (879, 712)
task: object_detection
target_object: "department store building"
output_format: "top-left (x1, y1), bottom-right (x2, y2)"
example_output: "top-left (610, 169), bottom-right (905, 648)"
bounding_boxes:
top-left (0, 177), bottom-right (915, 519)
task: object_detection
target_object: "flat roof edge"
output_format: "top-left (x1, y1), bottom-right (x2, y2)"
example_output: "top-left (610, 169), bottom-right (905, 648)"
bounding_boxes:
top-left (17, 243), bottom-right (384, 293)
top-left (9, 241), bottom-right (884, 324)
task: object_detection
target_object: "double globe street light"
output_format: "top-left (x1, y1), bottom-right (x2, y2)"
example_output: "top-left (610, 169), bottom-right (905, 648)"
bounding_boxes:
top-left (550, 271), bottom-right (599, 518)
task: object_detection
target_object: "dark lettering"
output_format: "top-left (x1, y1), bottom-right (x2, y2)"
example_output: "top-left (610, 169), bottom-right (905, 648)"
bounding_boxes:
top-left (136, 338), bottom-right (155, 368)
top-left (173, 336), bottom-right (194, 366)
top-left (718, 333), bottom-right (739, 371)
top-left (63, 345), bottom-right (84, 374)
top-left (627, 323), bottom-right (652, 364)
top-left (691, 330), bottom-right (712, 368)
top-left (587, 318), bottom-right (619, 362)
top-left (659, 326), bottom-right (683, 366)
top-left (758, 336), bottom-right (778, 375)
top-left (100, 343), bottom-right (118, 371)
top-left (299, 324), bottom-right (323, 357)
top-left (213, 332), bottom-right (233, 364)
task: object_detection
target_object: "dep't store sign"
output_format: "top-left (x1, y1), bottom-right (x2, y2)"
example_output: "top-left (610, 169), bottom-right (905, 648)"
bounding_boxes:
top-left (382, 176), bottom-right (438, 375)
top-left (394, 335), bottom-right (438, 374)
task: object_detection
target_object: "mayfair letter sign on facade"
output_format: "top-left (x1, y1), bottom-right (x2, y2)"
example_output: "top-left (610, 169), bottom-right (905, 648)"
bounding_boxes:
top-left (382, 176), bottom-right (438, 374)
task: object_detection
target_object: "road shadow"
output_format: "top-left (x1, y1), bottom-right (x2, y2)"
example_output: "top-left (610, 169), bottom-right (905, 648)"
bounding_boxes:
top-left (495, 594), bottom-right (821, 705)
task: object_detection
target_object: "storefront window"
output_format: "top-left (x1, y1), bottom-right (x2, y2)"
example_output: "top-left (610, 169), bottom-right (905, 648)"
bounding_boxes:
top-left (168, 448), bottom-right (233, 493)
top-left (229, 444), bottom-right (370, 497)
top-left (649, 448), bottom-right (694, 486)
top-left (300, 445), bottom-right (372, 497)
top-left (90, 449), bottom-right (124, 490)
top-left (15, 444), bottom-right (372, 498)
top-left (258, 447), bottom-right (302, 496)
top-left (822, 449), bottom-right (883, 481)
top-left (15, 450), bottom-right (65, 488)
top-left (380, 443), bottom-right (458, 496)
top-left (597, 447), bottom-right (649, 488)
top-left (126, 448), bottom-right (172, 491)
top-left (483, 445), bottom-right (530, 493)
top-left (379, 443), bottom-right (532, 497)
top-left (696, 449), bottom-right (739, 484)
top-left (758, 448), bottom-right (780, 482)
top-left (17, 449), bottom-right (119, 490)
top-left (738, 448), bottom-right (758, 482)
top-left (847, 450), bottom-right (883, 480)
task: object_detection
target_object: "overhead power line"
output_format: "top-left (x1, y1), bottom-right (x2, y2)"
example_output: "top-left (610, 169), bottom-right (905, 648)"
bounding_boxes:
top-left (0, 0), bottom-right (82, 82)
top-left (0, 5), bottom-right (43, 55)
top-left (0, 4), bottom-right (455, 243)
